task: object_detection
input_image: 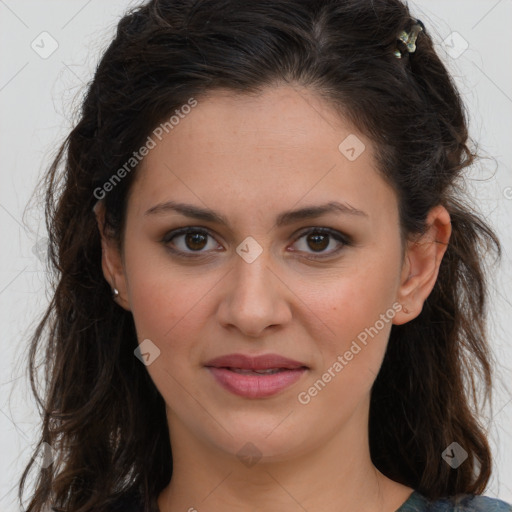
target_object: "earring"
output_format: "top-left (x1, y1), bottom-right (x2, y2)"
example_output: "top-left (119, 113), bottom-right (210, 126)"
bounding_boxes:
top-left (112, 287), bottom-right (119, 299)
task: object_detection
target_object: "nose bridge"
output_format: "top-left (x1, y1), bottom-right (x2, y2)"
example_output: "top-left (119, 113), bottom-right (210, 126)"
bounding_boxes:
top-left (235, 248), bottom-right (271, 294)
top-left (232, 242), bottom-right (276, 308)
top-left (217, 241), bottom-right (291, 336)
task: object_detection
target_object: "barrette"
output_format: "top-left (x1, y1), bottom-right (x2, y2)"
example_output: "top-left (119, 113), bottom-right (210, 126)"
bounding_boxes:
top-left (393, 20), bottom-right (424, 58)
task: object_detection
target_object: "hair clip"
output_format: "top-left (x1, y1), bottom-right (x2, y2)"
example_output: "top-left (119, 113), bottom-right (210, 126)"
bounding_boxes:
top-left (393, 20), bottom-right (424, 58)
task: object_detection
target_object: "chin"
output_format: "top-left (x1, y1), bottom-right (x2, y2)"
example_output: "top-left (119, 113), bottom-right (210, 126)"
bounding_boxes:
top-left (201, 414), bottom-right (314, 462)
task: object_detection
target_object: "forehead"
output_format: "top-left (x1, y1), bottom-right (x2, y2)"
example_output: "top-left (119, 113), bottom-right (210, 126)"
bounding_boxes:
top-left (168, 86), bottom-right (356, 154)
top-left (128, 85), bottom-right (397, 225)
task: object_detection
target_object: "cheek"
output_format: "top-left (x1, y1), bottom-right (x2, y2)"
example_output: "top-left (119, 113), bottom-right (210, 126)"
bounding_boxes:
top-left (293, 246), bottom-right (402, 394)
top-left (294, 273), bottom-right (397, 422)
top-left (300, 257), bottom-right (400, 342)
top-left (123, 239), bottom-right (216, 345)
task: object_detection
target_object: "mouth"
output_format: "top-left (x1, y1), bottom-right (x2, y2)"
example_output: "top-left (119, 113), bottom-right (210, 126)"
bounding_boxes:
top-left (223, 367), bottom-right (297, 375)
top-left (204, 353), bottom-right (309, 398)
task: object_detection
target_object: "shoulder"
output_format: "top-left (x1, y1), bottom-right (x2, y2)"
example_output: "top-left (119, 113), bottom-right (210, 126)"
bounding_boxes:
top-left (400, 492), bottom-right (512, 512)
top-left (448, 494), bottom-right (512, 512)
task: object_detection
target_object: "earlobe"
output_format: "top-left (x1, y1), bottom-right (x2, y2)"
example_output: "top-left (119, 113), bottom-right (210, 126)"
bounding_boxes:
top-left (93, 201), bottom-right (132, 311)
top-left (393, 205), bottom-right (451, 325)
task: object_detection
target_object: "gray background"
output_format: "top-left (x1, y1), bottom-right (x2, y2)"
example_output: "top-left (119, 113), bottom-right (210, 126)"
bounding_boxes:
top-left (0, 1), bottom-right (511, 510)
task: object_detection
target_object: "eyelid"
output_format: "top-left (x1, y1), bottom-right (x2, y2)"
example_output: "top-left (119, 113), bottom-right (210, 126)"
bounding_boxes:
top-left (162, 227), bottom-right (224, 257)
top-left (291, 226), bottom-right (351, 243)
top-left (162, 226), bottom-right (351, 258)
top-left (288, 226), bottom-right (351, 258)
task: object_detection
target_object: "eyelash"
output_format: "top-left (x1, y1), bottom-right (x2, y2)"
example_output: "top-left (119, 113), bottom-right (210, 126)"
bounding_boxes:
top-left (161, 226), bottom-right (352, 260)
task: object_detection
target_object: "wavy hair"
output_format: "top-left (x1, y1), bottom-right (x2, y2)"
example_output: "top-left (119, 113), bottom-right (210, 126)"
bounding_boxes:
top-left (19, 0), bottom-right (501, 511)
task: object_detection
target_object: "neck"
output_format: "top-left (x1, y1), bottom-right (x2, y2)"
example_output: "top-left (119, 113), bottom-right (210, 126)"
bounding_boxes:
top-left (157, 400), bottom-right (413, 512)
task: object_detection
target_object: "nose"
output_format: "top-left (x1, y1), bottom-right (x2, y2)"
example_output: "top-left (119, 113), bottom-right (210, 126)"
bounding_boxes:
top-left (216, 247), bottom-right (293, 338)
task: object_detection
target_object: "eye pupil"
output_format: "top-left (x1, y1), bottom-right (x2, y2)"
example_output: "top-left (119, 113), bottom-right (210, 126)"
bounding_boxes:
top-left (307, 233), bottom-right (329, 252)
top-left (186, 232), bottom-right (207, 250)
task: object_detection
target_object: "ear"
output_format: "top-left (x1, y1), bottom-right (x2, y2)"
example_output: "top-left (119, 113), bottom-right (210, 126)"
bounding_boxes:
top-left (393, 205), bottom-right (451, 325)
top-left (93, 201), bottom-right (131, 311)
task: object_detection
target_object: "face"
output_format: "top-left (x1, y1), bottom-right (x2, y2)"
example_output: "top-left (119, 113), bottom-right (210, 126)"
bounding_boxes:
top-left (98, 85), bottom-right (444, 463)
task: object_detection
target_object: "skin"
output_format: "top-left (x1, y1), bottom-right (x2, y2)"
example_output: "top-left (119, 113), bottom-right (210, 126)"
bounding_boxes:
top-left (96, 85), bottom-right (451, 512)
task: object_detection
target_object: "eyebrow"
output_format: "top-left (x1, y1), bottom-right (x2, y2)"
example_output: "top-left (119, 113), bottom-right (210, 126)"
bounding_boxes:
top-left (144, 200), bottom-right (369, 226)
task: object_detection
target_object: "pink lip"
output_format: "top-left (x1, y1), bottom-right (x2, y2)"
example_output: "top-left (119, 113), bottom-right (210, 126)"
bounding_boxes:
top-left (204, 353), bottom-right (307, 370)
top-left (204, 353), bottom-right (308, 399)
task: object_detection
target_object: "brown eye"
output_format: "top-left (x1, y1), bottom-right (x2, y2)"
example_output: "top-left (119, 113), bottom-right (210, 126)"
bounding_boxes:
top-left (291, 227), bottom-right (350, 258)
top-left (163, 228), bottom-right (220, 255)
top-left (185, 232), bottom-right (208, 251)
top-left (306, 233), bottom-right (329, 252)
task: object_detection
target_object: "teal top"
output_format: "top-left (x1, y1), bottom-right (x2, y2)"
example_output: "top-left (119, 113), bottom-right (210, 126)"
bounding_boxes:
top-left (108, 490), bottom-right (512, 511)
top-left (396, 491), bottom-right (512, 511)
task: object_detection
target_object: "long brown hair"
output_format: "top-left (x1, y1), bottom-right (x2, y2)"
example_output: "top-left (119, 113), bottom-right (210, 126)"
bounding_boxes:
top-left (19, 0), bottom-right (502, 511)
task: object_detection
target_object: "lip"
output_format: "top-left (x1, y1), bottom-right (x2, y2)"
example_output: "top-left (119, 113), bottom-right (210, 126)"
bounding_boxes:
top-left (204, 353), bottom-right (307, 370)
top-left (204, 353), bottom-right (308, 399)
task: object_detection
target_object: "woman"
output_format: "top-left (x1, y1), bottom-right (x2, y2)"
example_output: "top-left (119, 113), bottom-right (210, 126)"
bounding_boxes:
top-left (19, 0), bottom-right (512, 511)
